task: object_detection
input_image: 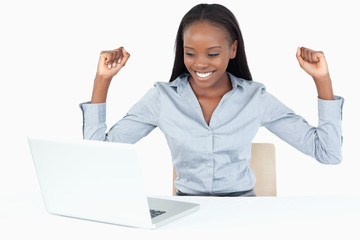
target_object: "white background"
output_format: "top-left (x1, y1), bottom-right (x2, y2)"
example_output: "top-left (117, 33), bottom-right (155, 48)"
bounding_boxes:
top-left (1, 0), bottom-right (359, 199)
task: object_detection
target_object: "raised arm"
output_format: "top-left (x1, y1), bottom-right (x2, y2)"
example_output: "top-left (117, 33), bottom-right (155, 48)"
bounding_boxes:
top-left (80, 46), bottom-right (159, 143)
top-left (260, 47), bottom-right (343, 164)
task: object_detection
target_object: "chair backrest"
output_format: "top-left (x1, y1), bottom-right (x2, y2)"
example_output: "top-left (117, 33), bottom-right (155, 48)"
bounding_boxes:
top-left (173, 143), bottom-right (276, 196)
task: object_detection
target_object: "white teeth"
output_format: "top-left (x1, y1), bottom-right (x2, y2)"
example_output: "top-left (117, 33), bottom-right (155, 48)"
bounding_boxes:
top-left (196, 71), bottom-right (213, 78)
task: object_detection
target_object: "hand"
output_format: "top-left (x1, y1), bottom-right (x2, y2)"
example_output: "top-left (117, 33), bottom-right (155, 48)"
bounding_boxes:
top-left (296, 47), bottom-right (329, 80)
top-left (96, 46), bottom-right (130, 81)
top-left (90, 46), bottom-right (130, 104)
top-left (296, 47), bottom-right (334, 100)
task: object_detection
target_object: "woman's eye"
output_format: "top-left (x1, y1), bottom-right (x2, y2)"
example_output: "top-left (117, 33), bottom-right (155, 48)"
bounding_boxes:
top-left (185, 52), bottom-right (195, 56)
top-left (208, 53), bottom-right (219, 57)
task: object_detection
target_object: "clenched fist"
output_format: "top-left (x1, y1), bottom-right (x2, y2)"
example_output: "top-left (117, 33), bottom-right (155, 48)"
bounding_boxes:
top-left (296, 47), bottom-right (334, 100)
top-left (96, 46), bottom-right (131, 80)
top-left (296, 47), bottom-right (329, 80)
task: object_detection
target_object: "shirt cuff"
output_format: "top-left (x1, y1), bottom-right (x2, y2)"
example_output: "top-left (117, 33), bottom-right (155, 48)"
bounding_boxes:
top-left (79, 101), bottom-right (106, 124)
top-left (318, 95), bottom-right (344, 121)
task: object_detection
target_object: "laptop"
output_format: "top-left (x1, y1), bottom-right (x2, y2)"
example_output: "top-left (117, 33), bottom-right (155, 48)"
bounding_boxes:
top-left (27, 137), bottom-right (199, 229)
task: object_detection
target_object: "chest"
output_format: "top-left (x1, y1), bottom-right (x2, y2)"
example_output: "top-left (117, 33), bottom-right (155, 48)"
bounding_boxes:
top-left (158, 87), bottom-right (261, 154)
top-left (158, 82), bottom-right (260, 132)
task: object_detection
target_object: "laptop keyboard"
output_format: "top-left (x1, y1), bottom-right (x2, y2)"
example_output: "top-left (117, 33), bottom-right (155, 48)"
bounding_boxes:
top-left (150, 209), bottom-right (166, 218)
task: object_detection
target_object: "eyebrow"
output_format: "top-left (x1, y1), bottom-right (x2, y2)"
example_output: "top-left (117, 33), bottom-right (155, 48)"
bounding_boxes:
top-left (184, 46), bottom-right (222, 50)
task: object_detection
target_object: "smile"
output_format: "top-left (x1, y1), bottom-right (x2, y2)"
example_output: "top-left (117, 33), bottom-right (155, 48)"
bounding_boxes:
top-left (195, 71), bottom-right (215, 79)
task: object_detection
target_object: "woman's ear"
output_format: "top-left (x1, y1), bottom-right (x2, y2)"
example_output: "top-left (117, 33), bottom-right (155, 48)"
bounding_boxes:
top-left (230, 40), bottom-right (238, 59)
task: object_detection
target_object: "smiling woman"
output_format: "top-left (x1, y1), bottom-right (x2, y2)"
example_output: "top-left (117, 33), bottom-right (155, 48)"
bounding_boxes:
top-left (80, 3), bottom-right (344, 197)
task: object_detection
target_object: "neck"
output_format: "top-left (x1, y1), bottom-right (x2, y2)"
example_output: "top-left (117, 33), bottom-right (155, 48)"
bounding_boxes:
top-left (189, 73), bottom-right (232, 98)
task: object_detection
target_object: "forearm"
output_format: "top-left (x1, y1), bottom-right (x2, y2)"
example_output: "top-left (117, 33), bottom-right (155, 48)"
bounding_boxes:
top-left (80, 101), bottom-right (108, 141)
top-left (313, 74), bottom-right (334, 100)
top-left (311, 96), bottom-right (343, 164)
top-left (91, 75), bottom-right (112, 104)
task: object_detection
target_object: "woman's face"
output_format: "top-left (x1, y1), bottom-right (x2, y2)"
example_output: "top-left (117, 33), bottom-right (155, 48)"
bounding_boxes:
top-left (183, 21), bottom-right (237, 90)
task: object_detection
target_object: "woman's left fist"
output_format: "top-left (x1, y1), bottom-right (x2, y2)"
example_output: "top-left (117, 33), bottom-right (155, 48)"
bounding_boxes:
top-left (296, 47), bottom-right (330, 80)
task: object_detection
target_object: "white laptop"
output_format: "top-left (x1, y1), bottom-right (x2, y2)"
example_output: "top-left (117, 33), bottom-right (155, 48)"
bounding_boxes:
top-left (27, 137), bottom-right (199, 229)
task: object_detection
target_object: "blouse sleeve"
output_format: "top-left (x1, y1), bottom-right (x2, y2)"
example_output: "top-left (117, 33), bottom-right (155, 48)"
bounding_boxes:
top-left (79, 84), bottom-right (161, 144)
top-left (259, 86), bottom-right (344, 164)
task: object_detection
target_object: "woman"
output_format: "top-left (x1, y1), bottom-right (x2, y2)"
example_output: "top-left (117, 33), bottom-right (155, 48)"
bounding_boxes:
top-left (80, 4), bottom-right (343, 197)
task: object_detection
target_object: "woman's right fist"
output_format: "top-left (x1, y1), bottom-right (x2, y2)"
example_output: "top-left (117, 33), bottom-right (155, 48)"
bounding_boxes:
top-left (96, 46), bottom-right (130, 80)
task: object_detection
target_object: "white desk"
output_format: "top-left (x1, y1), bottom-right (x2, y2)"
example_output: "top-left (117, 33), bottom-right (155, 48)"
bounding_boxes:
top-left (1, 192), bottom-right (359, 240)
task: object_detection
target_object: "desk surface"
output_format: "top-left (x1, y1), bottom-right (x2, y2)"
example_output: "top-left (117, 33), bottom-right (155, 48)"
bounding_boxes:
top-left (1, 192), bottom-right (359, 240)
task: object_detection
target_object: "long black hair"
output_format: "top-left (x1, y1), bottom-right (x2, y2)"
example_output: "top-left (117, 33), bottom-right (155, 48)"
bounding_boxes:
top-left (169, 3), bottom-right (252, 82)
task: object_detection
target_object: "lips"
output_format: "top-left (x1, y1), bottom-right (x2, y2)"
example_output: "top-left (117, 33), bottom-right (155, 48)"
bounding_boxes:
top-left (195, 71), bottom-right (215, 80)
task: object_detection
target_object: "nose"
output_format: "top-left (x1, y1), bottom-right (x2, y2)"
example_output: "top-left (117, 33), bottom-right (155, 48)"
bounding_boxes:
top-left (194, 55), bottom-right (209, 69)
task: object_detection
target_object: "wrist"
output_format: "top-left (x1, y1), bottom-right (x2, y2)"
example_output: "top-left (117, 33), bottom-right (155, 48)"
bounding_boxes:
top-left (313, 73), bottom-right (331, 83)
top-left (95, 74), bottom-right (112, 84)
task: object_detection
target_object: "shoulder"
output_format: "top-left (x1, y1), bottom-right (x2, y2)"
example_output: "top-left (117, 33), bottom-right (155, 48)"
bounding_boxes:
top-left (228, 73), bottom-right (266, 93)
top-left (153, 73), bottom-right (189, 94)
